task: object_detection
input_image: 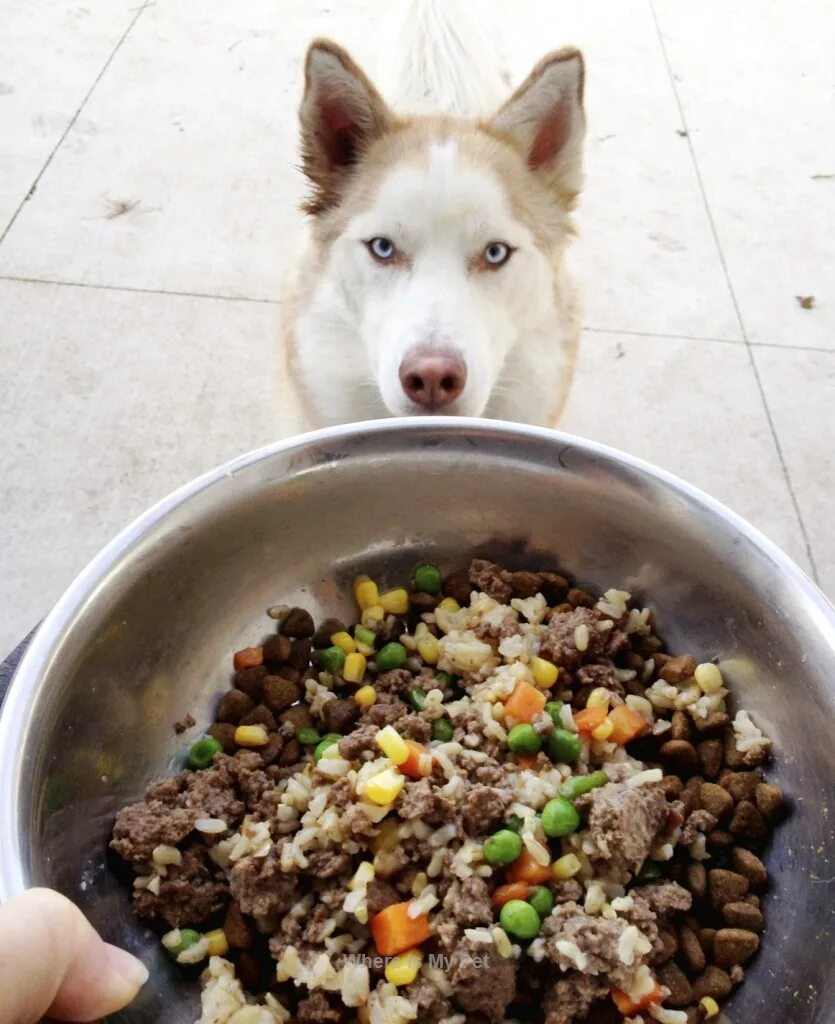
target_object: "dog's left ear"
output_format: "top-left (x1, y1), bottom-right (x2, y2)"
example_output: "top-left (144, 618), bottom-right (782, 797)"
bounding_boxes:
top-left (300, 39), bottom-right (394, 215)
top-left (489, 48), bottom-right (585, 198)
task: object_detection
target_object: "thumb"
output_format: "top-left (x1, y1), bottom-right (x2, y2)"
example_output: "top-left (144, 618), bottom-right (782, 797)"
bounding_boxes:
top-left (0, 888), bottom-right (148, 1024)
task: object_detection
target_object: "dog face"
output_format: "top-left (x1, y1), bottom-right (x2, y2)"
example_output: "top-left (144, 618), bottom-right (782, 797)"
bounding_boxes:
top-left (298, 41), bottom-right (585, 417)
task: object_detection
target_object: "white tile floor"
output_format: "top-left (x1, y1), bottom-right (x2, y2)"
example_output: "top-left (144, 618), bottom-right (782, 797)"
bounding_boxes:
top-left (0, 0), bottom-right (832, 655)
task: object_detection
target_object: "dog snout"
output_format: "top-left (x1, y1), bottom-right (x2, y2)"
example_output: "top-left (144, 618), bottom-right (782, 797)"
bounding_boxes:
top-left (399, 350), bottom-right (467, 411)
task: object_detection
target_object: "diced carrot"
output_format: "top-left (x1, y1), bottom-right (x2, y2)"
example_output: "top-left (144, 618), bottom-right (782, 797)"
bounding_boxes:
top-left (574, 705), bottom-right (607, 733)
top-left (517, 755), bottom-right (538, 770)
top-left (491, 882), bottom-right (531, 908)
top-left (607, 704), bottom-right (650, 745)
top-left (399, 739), bottom-right (431, 779)
top-left (506, 847), bottom-right (552, 885)
top-left (371, 902), bottom-right (431, 957)
top-left (504, 681), bottom-right (546, 723)
top-left (610, 982), bottom-right (665, 1014)
top-left (233, 646), bottom-right (263, 671)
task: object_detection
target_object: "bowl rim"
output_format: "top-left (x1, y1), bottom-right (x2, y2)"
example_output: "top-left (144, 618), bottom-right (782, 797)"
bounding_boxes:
top-left (1, 415), bottom-right (833, 898)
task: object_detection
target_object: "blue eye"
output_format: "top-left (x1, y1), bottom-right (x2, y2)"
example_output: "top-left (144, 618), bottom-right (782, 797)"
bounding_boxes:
top-left (484, 241), bottom-right (511, 267)
top-left (367, 237), bottom-right (397, 262)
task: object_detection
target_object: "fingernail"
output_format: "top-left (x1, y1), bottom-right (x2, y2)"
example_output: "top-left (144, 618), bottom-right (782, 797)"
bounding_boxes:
top-left (103, 943), bottom-right (150, 991)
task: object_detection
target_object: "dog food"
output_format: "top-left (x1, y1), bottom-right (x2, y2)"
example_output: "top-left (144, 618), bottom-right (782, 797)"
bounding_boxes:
top-left (110, 559), bottom-right (783, 1024)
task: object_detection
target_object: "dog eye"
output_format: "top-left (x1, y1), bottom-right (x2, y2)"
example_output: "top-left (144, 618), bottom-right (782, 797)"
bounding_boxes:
top-left (483, 241), bottom-right (512, 268)
top-left (366, 237), bottom-right (397, 262)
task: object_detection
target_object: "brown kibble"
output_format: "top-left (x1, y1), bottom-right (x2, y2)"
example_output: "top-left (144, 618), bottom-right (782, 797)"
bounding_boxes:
top-left (239, 704), bottom-right (277, 732)
top-left (277, 665), bottom-right (302, 683)
top-left (743, 893), bottom-right (760, 908)
top-left (262, 675), bottom-right (301, 714)
top-left (258, 731), bottom-right (284, 766)
top-left (713, 928), bottom-right (759, 968)
top-left (287, 637), bottom-right (313, 671)
top-left (223, 901), bottom-right (253, 949)
top-left (693, 966), bottom-right (732, 1001)
top-left (538, 572), bottom-right (570, 603)
top-left (700, 782), bottom-right (734, 820)
top-left (634, 634), bottom-right (663, 657)
top-left (722, 901), bottom-right (764, 932)
top-left (719, 769), bottom-right (762, 802)
top-left (723, 727), bottom-right (767, 768)
top-left (278, 736), bottom-right (302, 766)
top-left (207, 722), bottom-right (237, 753)
top-left (660, 775), bottom-right (684, 799)
top-left (279, 704), bottom-right (314, 730)
top-left (282, 607), bottom-right (315, 638)
top-left (731, 848), bottom-right (767, 888)
top-left (236, 950), bottom-right (263, 991)
top-left (681, 776), bottom-right (704, 816)
top-left (656, 962), bottom-right (693, 1007)
top-left (709, 869), bottom-right (749, 909)
top-left (706, 829), bottom-right (734, 850)
top-left (313, 617), bottom-right (346, 648)
top-left (679, 924), bottom-right (706, 974)
top-left (216, 689), bottom-right (255, 724)
top-left (234, 665), bottom-right (267, 701)
top-left (443, 568), bottom-right (472, 605)
top-left (653, 928), bottom-right (678, 964)
top-left (754, 782), bottom-right (784, 820)
top-left (729, 800), bottom-right (768, 842)
top-left (660, 654), bottom-right (696, 684)
top-left (568, 587), bottom-right (595, 608)
top-left (262, 634), bottom-right (292, 664)
top-left (660, 740), bottom-right (699, 775)
top-left (699, 928), bottom-right (716, 957)
top-left (686, 862), bottom-right (707, 899)
top-left (671, 711), bottom-right (693, 741)
top-left (693, 711), bottom-right (730, 735)
top-left (509, 570), bottom-right (545, 598)
top-left (621, 650), bottom-right (646, 674)
top-left (697, 739), bottom-right (723, 780)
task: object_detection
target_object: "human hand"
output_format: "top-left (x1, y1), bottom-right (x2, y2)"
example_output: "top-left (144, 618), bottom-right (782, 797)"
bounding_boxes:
top-left (0, 888), bottom-right (148, 1023)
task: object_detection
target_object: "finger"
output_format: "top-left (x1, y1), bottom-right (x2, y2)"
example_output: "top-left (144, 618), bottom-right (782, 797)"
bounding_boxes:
top-left (0, 888), bottom-right (148, 1024)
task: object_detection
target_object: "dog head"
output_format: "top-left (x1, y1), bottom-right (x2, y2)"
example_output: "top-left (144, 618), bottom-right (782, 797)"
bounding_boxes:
top-left (299, 40), bottom-right (585, 417)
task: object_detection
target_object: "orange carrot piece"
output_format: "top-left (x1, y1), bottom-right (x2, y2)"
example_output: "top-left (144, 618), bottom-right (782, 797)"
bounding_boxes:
top-left (517, 755), bottom-right (538, 770)
top-left (491, 882), bottom-right (531, 908)
top-left (399, 739), bottom-right (431, 779)
top-left (610, 982), bottom-right (664, 1014)
top-left (371, 902), bottom-right (431, 957)
top-left (574, 705), bottom-right (607, 733)
top-left (607, 704), bottom-right (650, 745)
top-left (506, 847), bottom-right (552, 885)
top-left (233, 646), bottom-right (263, 671)
top-left (504, 681), bottom-right (547, 723)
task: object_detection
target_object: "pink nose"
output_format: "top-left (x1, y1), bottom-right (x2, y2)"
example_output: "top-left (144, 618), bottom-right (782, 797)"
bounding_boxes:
top-left (399, 351), bottom-right (467, 410)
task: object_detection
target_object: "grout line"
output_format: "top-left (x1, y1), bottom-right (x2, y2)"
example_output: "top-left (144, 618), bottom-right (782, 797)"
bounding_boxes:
top-left (0, 1), bottom-right (152, 247)
top-left (584, 325), bottom-right (835, 355)
top-left (0, 274), bottom-right (281, 306)
top-left (649, 0), bottom-right (820, 582)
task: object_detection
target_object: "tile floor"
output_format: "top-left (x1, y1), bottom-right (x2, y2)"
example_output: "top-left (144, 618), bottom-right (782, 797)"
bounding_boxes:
top-left (0, 0), bottom-right (832, 655)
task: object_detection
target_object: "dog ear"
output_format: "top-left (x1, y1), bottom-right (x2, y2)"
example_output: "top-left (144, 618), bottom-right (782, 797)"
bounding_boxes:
top-left (299, 39), bottom-right (394, 215)
top-left (489, 48), bottom-right (585, 199)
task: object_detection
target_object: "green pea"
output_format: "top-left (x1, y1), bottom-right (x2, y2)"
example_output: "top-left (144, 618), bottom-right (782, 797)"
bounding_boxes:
top-left (505, 814), bottom-right (525, 833)
top-left (541, 796), bottom-right (581, 837)
top-left (296, 726), bottom-right (322, 745)
top-left (376, 642), bottom-right (408, 672)
top-left (431, 718), bottom-right (454, 742)
top-left (560, 770), bottom-right (609, 801)
top-left (167, 928), bottom-right (201, 956)
top-left (507, 723), bottom-right (542, 755)
top-left (319, 646), bottom-right (346, 673)
top-left (528, 886), bottom-right (555, 920)
top-left (637, 860), bottom-right (663, 881)
top-left (546, 728), bottom-right (582, 764)
top-left (409, 688), bottom-right (427, 712)
top-left (435, 671), bottom-right (457, 687)
top-left (354, 626), bottom-right (377, 648)
top-left (483, 829), bottom-right (523, 866)
top-left (499, 899), bottom-right (541, 940)
top-left (188, 736), bottom-right (222, 770)
top-left (313, 734), bottom-right (342, 763)
top-left (544, 701), bottom-right (564, 727)
top-left (413, 563), bottom-right (443, 595)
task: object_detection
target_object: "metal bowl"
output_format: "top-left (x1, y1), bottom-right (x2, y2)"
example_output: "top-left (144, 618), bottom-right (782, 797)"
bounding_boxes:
top-left (1, 418), bottom-right (833, 1023)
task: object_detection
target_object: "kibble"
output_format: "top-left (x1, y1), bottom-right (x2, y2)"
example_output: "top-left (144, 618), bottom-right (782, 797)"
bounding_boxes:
top-left (660, 739), bottom-right (699, 774)
top-left (708, 869), bottom-right (749, 910)
top-left (730, 848), bottom-right (767, 888)
top-left (679, 924), bottom-right (706, 974)
top-left (697, 739), bottom-right (723, 780)
top-left (722, 901), bottom-right (764, 933)
top-left (729, 800), bottom-right (768, 841)
top-left (712, 928), bottom-right (759, 968)
top-left (719, 769), bottom-right (762, 802)
top-left (692, 966), bottom-right (733, 1001)
top-left (686, 862), bottom-right (707, 899)
top-left (281, 607), bottom-right (315, 638)
top-left (216, 689), bottom-right (255, 724)
top-left (754, 782), bottom-right (784, 820)
top-left (657, 962), bottom-right (694, 1007)
top-left (699, 782), bottom-right (734, 820)
top-left (660, 654), bottom-right (696, 684)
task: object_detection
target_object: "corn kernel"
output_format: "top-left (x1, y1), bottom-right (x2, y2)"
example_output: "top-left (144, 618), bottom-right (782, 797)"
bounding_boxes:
top-left (591, 718), bottom-right (614, 741)
top-left (438, 597), bottom-right (460, 613)
top-left (204, 929), bottom-right (229, 957)
top-left (355, 685), bottom-right (377, 708)
top-left (234, 725), bottom-right (268, 747)
top-left (349, 860), bottom-right (375, 890)
top-left (530, 655), bottom-right (559, 688)
top-left (330, 631), bottom-right (356, 654)
top-left (586, 687), bottom-right (611, 709)
top-left (355, 578), bottom-right (379, 610)
top-left (343, 652), bottom-right (367, 683)
top-left (552, 853), bottom-right (583, 880)
top-left (384, 948), bottom-right (423, 986)
top-left (372, 818), bottom-right (401, 853)
top-left (416, 633), bottom-right (440, 665)
top-left (376, 725), bottom-right (409, 765)
top-left (379, 588), bottom-right (410, 615)
top-left (361, 604), bottom-right (385, 628)
top-left (699, 996), bottom-right (720, 1019)
top-left (695, 662), bottom-right (724, 694)
top-left (365, 767), bottom-right (405, 805)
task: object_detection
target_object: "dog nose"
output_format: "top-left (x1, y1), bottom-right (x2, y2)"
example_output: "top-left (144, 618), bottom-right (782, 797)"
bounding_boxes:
top-left (399, 351), bottom-right (467, 410)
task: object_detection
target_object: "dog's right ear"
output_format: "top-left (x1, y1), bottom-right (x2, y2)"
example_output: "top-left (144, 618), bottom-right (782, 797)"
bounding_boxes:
top-left (300, 40), bottom-right (394, 215)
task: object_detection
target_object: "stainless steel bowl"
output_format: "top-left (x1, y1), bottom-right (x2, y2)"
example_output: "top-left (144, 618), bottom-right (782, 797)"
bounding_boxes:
top-left (1, 418), bottom-right (833, 1023)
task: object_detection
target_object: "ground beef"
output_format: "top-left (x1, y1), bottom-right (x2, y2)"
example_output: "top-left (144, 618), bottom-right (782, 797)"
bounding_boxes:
top-left (337, 724), bottom-right (379, 761)
top-left (449, 937), bottom-right (517, 1022)
top-left (575, 663), bottom-right (624, 699)
top-left (462, 785), bottom-right (514, 836)
top-left (457, 752), bottom-right (506, 786)
top-left (469, 558), bottom-right (513, 602)
top-left (632, 881), bottom-right (693, 920)
top-left (302, 903), bottom-right (336, 943)
top-left (399, 778), bottom-right (454, 825)
top-left (365, 702), bottom-right (407, 728)
top-left (576, 781), bottom-right (668, 876)
top-left (304, 849), bottom-right (351, 878)
top-left (340, 803), bottom-right (379, 839)
top-left (321, 698), bottom-right (360, 734)
top-left (541, 902), bottom-right (637, 987)
top-left (553, 879), bottom-right (585, 904)
top-left (366, 879), bottom-right (401, 916)
top-left (543, 974), bottom-right (610, 1024)
top-left (144, 775), bottom-right (187, 805)
top-left (229, 849), bottom-right (300, 916)
top-left (680, 808), bottom-right (718, 845)
top-left (110, 800), bottom-right (197, 863)
top-left (452, 876), bottom-right (493, 928)
top-left (133, 846), bottom-right (228, 927)
top-left (404, 977), bottom-right (452, 1024)
top-left (184, 755), bottom-right (250, 822)
top-left (539, 607), bottom-right (606, 670)
top-left (375, 668), bottom-right (415, 697)
top-left (296, 990), bottom-right (342, 1023)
